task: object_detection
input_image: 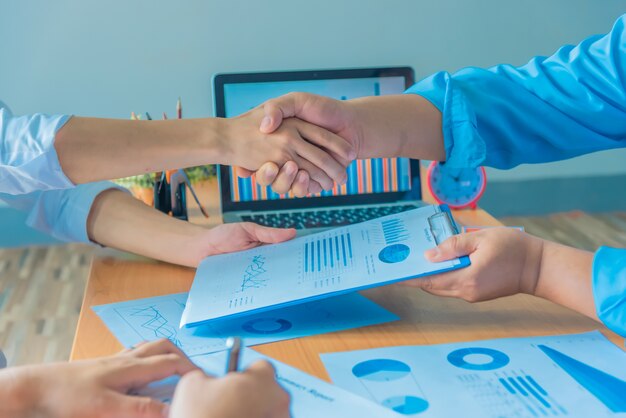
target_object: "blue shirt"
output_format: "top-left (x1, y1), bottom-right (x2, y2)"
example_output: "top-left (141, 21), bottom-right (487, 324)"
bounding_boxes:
top-left (0, 101), bottom-right (122, 243)
top-left (407, 15), bottom-right (626, 337)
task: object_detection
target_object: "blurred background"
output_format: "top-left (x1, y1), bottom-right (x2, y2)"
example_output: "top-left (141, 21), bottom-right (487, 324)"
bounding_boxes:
top-left (1, 0), bottom-right (625, 364)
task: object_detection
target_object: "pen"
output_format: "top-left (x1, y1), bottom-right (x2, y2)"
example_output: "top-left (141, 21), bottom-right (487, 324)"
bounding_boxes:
top-left (225, 337), bottom-right (242, 373)
top-left (145, 112), bottom-right (153, 120)
top-left (177, 97), bottom-right (182, 119)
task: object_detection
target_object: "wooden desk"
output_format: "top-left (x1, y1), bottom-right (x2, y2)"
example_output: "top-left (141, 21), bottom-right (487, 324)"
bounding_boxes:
top-left (71, 179), bottom-right (622, 380)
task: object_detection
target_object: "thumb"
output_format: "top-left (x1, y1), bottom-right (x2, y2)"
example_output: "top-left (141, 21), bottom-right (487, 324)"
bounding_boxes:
top-left (107, 393), bottom-right (169, 418)
top-left (424, 234), bottom-right (478, 262)
top-left (260, 92), bottom-right (308, 134)
top-left (260, 99), bottom-right (291, 134)
top-left (243, 223), bottom-right (297, 244)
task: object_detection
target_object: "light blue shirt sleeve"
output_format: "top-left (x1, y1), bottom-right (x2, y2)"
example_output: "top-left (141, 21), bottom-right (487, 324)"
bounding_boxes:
top-left (0, 182), bottom-right (127, 244)
top-left (406, 15), bottom-right (626, 337)
top-left (0, 101), bottom-right (75, 195)
top-left (0, 181), bottom-right (126, 243)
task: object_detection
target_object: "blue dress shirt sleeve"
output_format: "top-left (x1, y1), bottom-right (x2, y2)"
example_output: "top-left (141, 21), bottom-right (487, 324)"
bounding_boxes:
top-left (407, 15), bottom-right (626, 337)
top-left (406, 15), bottom-right (626, 170)
top-left (593, 247), bottom-right (626, 337)
top-left (0, 182), bottom-right (127, 244)
top-left (0, 101), bottom-right (74, 195)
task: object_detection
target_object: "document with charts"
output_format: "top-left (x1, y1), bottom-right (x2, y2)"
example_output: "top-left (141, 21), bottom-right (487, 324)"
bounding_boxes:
top-left (181, 204), bottom-right (469, 327)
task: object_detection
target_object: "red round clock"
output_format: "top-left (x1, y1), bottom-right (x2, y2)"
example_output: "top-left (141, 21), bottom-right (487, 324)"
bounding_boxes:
top-left (426, 161), bottom-right (487, 209)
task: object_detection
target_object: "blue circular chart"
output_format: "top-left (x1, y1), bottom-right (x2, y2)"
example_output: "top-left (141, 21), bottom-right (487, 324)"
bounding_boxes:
top-left (447, 347), bottom-right (510, 371)
top-left (378, 244), bottom-right (411, 264)
top-left (352, 359), bottom-right (411, 382)
top-left (242, 318), bottom-right (292, 334)
top-left (382, 396), bottom-right (429, 415)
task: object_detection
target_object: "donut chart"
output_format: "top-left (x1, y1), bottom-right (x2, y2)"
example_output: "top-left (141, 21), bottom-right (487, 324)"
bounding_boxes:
top-left (242, 318), bottom-right (293, 334)
top-left (447, 347), bottom-right (510, 371)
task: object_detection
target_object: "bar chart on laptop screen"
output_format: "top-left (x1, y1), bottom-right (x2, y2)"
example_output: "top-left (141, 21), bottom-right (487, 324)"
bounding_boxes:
top-left (223, 76), bottom-right (413, 202)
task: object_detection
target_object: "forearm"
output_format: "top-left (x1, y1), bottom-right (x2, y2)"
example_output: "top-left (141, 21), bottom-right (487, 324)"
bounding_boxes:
top-left (349, 94), bottom-right (445, 160)
top-left (532, 240), bottom-right (598, 321)
top-left (87, 189), bottom-right (209, 267)
top-left (55, 117), bottom-right (228, 184)
top-left (0, 367), bottom-right (36, 418)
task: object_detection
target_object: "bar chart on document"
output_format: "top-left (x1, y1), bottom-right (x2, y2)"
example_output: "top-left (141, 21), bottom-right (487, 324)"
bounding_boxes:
top-left (301, 231), bottom-right (355, 289)
top-left (182, 205), bottom-right (466, 326)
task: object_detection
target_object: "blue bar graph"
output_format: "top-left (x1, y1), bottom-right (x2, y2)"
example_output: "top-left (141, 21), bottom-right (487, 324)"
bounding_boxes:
top-left (382, 219), bottom-right (409, 244)
top-left (303, 233), bottom-right (354, 275)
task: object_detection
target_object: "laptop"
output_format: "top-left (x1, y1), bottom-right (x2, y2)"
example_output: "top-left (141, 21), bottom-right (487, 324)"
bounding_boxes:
top-left (213, 67), bottom-right (424, 233)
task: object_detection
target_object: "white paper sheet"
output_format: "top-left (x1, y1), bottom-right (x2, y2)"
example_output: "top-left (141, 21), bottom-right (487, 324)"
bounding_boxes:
top-left (320, 331), bottom-right (626, 417)
top-left (182, 205), bottom-right (468, 327)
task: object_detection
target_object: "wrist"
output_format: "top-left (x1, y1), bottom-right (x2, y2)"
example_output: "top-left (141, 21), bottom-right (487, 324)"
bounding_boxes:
top-left (199, 117), bottom-right (231, 166)
top-left (518, 233), bottom-right (545, 296)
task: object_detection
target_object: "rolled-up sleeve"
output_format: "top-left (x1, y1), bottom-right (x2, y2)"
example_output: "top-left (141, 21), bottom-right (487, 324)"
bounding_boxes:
top-left (0, 182), bottom-right (127, 244)
top-left (593, 247), bottom-right (626, 337)
top-left (406, 15), bottom-right (626, 169)
top-left (0, 101), bottom-right (74, 195)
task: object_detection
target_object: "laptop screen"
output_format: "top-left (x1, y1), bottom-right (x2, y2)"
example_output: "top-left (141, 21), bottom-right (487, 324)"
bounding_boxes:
top-left (222, 76), bottom-right (412, 203)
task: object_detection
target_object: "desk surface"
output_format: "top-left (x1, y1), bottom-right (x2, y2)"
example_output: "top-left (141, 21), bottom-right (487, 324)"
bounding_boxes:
top-left (71, 179), bottom-right (622, 380)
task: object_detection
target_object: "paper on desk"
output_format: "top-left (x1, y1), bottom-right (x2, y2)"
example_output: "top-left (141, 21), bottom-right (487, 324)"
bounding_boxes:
top-left (141, 348), bottom-right (399, 418)
top-left (182, 205), bottom-right (469, 327)
top-left (320, 331), bottom-right (626, 417)
top-left (93, 292), bottom-right (398, 357)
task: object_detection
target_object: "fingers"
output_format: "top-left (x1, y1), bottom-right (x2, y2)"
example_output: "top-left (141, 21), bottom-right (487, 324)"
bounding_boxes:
top-left (254, 162), bottom-right (280, 186)
top-left (235, 166), bottom-right (255, 179)
top-left (116, 340), bottom-right (198, 389)
top-left (291, 157), bottom-right (334, 190)
top-left (128, 339), bottom-right (186, 359)
top-left (242, 223), bottom-right (297, 244)
top-left (292, 170), bottom-right (310, 197)
top-left (245, 361), bottom-right (291, 418)
top-left (424, 233), bottom-right (478, 262)
top-left (245, 360), bottom-right (277, 380)
top-left (106, 393), bottom-right (168, 418)
top-left (294, 120), bottom-right (355, 162)
top-left (265, 161), bottom-right (299, 193)
top-left (400, 273), bottom-right (461, 298)
top-left (292, 123), bottom-right (350, 186)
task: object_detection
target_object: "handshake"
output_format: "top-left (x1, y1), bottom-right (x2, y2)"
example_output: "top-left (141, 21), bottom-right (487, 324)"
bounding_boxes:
top-left (227, 92), bottom-right (362, 197)
top-left (223, 92), bottom-right (444, 197)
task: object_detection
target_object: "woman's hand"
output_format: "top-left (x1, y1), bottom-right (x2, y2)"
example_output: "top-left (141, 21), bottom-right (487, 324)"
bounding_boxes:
top-left (226, 107), bottom-right (355, 192)
top-left (183, 222), bottom-right (296, 266)
top-left (169, 360), bottom-right (290, 418)
top-left (403, 228), bottom-right (545, 302)
top-left (0, 339), bottom-right (198, 418)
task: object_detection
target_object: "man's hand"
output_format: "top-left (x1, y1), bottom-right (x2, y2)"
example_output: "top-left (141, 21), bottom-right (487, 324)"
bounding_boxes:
top-left (0, 339), bottom-right (198, 418)
top-left (403, 228), bottom-right (544, 302)
top-left (251, 93), bottom-right (362, 194)
top-left (227, 106), bottom-right (354, 191)
top-left (252, 92), bottom-right (444, 195)
top-left (170, 360), bottom-right (290, 418)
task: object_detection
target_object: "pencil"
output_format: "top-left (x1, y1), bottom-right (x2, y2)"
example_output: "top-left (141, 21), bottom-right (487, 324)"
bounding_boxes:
top-left (177, 97), bottom-right (182, 119)
top-left (145, 112), bottom-right (152, 120)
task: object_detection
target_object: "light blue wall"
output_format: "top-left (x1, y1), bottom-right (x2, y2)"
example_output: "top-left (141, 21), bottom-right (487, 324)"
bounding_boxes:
top-left (1, 0), bottom-right (625, 183)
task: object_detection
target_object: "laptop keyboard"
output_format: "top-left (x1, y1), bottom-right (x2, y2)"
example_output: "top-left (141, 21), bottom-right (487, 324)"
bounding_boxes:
top-left (241, 204), bottom-right (420, 230)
